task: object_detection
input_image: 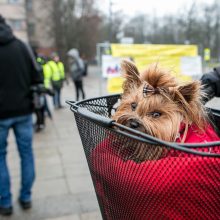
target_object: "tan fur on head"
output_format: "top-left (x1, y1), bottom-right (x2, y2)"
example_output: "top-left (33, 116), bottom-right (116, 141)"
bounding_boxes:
top-left (112, 60), bottom-right (208, 162)
top-left (121, 60), bottom-right (142, 94)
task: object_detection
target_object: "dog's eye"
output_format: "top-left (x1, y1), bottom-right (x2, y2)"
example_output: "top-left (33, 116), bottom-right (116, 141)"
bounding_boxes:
top-left (131, 102), bottom-right (137, 111)
top-left (150, 112), bottom-right (161, 118)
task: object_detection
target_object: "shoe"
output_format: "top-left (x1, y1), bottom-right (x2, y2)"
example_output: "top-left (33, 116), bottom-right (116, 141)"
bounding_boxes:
top-left (35, 124), bottom-right (45, 132)
top-left (0, 206), bottom-right (13, 216)
top-left (18, 200), bottom-right (32, 210)
top-left (35, 126), bottom-right (40, 132)
top-left (39, 124), bottom-right (45, 130)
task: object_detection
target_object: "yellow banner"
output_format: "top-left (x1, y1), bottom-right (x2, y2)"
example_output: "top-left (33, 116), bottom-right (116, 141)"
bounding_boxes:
top-left (107, 44), bottom-right (199, 93)
top-left (107, 77), bottom-right (124, 94)
top-left (111, 44), bottom-right (197, 58)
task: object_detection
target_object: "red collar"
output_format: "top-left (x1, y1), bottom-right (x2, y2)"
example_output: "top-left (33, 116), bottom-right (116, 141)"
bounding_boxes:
top-left (176, 122), bottom-right (187, 142)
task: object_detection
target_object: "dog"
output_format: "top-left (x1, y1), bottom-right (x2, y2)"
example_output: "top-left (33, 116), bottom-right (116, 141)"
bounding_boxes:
top-left (112, 60), bottom-right (218, 162)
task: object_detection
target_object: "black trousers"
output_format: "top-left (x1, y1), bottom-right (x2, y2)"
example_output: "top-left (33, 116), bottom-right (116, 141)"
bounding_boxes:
top-left (74, 80), bottom-right (85, 101)
top-left (35, 107), bottom-right (45, 127)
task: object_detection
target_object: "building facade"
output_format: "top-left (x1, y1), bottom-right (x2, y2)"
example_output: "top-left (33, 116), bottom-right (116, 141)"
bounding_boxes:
top-left (26, 0), bottom-right (55, 56)
top-left (0, 0), bottom-right (55, 55)
top-left (0, 0), bottom-right (28, 42)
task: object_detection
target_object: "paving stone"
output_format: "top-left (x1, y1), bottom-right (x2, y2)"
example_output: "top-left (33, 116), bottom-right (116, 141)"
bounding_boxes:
top-left (35, 163), bottom-right (64, 180)
top-left (35, 154), bottom-right (62, 166)
top-left (77, 192), bottom-right (100, 213)
top-left (33, 178), bottom-right (69, 198)
top-left (67, 175), bottom-right (94, 195)
top-left (45, 215), bottom-right (80, 220)
top-left (80, 211), bottom-right (102, 220)
top-left (63, 163), bottom-right (90, 178)
top-left (0, 195), bottom-right (82, 220)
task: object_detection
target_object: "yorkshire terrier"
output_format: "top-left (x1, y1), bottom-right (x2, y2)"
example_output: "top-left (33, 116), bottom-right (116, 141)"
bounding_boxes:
top-left (112, 60), bottom-right (218, 162)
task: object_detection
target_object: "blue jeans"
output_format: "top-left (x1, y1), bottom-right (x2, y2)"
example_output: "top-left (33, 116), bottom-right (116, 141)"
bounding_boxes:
top-left (53, 87), bottom-right (61, 108)
top-left (0, 115), bottom-right (35, 208)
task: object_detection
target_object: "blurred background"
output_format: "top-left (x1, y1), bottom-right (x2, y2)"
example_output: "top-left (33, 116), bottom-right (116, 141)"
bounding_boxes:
top-left (0, 0), bottom-right (220, 220)
top-left (0, 0), bottom-right (219, 66)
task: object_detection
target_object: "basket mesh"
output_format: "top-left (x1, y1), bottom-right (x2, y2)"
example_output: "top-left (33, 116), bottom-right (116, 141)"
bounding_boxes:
top-left (72, 95), bottom-right (220, 220)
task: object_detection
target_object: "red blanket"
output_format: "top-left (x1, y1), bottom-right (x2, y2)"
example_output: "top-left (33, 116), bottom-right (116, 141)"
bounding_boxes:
top-left (91, 124), bottom-right (220, 220)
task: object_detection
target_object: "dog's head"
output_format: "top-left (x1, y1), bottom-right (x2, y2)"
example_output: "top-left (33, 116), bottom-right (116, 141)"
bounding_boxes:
top-left (112, 60), bottom-right (207, 142)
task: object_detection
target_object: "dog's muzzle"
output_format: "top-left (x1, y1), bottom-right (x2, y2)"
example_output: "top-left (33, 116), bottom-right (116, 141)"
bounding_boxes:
top-left (125, 119), bottom-right (146, 133)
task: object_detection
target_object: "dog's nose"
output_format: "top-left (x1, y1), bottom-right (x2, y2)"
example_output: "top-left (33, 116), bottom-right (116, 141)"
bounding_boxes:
top-left (130, 121), bottom-right (139, 129)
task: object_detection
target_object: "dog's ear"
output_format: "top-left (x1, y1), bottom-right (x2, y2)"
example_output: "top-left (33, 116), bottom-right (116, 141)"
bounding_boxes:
top-left (121, 60), bottom-right (141, 94)
top-left (173, 80), bottom-right (206, 129)
top-left (177, 81), bottom-right (201, 103)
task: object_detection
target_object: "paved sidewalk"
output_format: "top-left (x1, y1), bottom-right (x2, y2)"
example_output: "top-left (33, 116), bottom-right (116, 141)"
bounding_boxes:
top-left (1, 66), bottom-right (105, 220)
top-left (1, 65), bottom-right (220, 220)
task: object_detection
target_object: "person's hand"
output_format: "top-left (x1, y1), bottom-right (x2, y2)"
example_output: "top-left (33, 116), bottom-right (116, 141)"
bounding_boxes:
top-left (46, 88), bottom-right (55, 96)
top-left (65, 78), bottom-right (69, 86)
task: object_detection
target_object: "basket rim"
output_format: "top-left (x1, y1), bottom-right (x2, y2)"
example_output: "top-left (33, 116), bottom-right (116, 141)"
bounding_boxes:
top-left (67, 94), bottom-right (220, 157)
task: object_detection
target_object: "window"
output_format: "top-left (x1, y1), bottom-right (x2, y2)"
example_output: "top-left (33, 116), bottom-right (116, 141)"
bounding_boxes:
top-left (8, 19), bottom-right (24, 31)
top-left (8, 0), bottom-right (20, 4)
top-left (26, 0), bottom-right (32, 11)
top-left (28, 23), bottom-right (35, 35)
top-left (0, 0), bottom-right (7, 4)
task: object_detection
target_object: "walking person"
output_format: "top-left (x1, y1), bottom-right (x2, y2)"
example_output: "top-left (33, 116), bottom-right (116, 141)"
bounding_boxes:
top-left (80, 53), bottom-right (88, 76)
top-left (67, 49), bottom-right (86, 101)
top-left (0, 15), bottom-right (42, 216)
top-left (34, 56), bottom-right (53, 132)
top-left (41, 56), bottom-right (53, 118)
top-left (48, 53), bottom-right (65, 109)
top-left (35, 56), bottom-right (48, 132)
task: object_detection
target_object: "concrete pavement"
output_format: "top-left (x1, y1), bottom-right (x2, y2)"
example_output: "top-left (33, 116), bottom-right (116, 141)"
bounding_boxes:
top-left (1, 66), bottom-right (105, 220)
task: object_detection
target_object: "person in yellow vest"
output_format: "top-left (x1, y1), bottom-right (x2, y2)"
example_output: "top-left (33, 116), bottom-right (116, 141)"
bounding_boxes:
top-left (48, 53), bottom-right (65, 109)
top-left (41, 57), bottom-right (53, 119)
top-left (36, 56), bottom-right (52, 90)
top-left (34, 56), bottom-right (53, 132)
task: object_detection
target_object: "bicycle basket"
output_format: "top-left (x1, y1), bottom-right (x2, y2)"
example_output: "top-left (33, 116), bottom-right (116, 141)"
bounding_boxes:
top-left (68, 94), bottom-right (220, 220)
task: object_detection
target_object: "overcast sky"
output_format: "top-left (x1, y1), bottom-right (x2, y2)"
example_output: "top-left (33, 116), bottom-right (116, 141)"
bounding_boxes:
top-left (100, 0), bottom-right (215, 17)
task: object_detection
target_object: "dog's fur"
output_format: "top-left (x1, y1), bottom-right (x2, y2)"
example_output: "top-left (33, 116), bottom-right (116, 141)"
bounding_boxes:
top-left (112, 60), bottom-right (208, 162)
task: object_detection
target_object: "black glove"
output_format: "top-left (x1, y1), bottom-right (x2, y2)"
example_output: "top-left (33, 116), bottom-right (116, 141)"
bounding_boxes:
top-left (31, 84), bottom-right (54, 96)
top-left (200, 67), bottom-right (220, 103)
top-left (45, 88), bottom-right (55, 96)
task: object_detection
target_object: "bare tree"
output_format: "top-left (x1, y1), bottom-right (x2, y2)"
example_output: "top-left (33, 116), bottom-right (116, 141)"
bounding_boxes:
top-left (124, 14), bottom-right (146, 43)
top-left (41, 0), bottom-right (102, 60)
top-left (212, 0), bottom-right (220, 58)
top-left (121, 1), bottom-right (220, 60)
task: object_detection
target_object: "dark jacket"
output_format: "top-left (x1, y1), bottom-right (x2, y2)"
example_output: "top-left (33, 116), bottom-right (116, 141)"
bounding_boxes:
top-left (201, 67), bottom-right (220, 103)
top-left (0, 19), bottom-right (42, 119)
top-left (67, 49), bottom-right (85, 82)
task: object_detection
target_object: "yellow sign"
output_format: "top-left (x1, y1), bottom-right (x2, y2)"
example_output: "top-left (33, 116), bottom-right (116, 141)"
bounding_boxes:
top-left (107, 77), bottom-right (124, 94)
top-left (204, 48), bottom-right (211, 61)
top-left (111, 44), bottom-right (197, 57)
top-left (107, 44), bottom-right (199, 93)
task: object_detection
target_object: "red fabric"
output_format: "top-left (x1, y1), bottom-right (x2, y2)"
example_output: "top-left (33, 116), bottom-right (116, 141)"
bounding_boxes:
top-left (91, 124), bottom-right (220, 220)
top-left (176, 123), bottom-right (220, 143)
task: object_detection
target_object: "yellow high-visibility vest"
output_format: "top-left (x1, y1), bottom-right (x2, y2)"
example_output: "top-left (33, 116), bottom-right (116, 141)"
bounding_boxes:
top-left (204, 48), bottom-right (211, 61)
top-left (57, 62), bottom-right (65, 79)
top-left (48, 60), bottom-right (65, 81)
top-left (43, 63), bottom-right (52, 88)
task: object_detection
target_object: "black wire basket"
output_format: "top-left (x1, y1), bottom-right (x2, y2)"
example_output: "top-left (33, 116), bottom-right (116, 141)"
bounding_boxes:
top-left (67, 94), bottom-right (220, 220)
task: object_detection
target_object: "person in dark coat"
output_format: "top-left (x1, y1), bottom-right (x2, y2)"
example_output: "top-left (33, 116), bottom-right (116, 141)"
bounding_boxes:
top-left (67, 49), bottom-right (86, 101)
top-left (0, 15), bottom-right (42, 216)
top-left (201, 67), bottom-right (220, 103)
